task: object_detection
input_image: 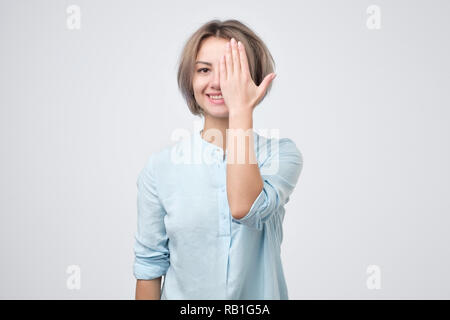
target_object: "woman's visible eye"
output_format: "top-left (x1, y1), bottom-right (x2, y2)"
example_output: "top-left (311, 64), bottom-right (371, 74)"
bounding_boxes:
top-left (197, 68), bottom-right (209, 73)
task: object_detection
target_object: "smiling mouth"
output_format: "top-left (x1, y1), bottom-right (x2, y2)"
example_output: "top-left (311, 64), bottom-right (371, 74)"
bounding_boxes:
top-left (206, 94), bottom-right (225, 105)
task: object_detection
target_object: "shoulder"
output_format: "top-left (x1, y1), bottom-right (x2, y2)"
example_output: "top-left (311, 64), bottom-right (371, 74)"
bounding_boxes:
top-left (255, 131), bottom-right (303, 164)
top-left (278, 138), bottom-right (303, 163)
top-left (139, 135), bottom-right (189, 177)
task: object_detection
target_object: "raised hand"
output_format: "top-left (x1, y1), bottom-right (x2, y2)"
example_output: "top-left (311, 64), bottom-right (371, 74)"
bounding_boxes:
top-left (219, 37), bottom-right (276, 116)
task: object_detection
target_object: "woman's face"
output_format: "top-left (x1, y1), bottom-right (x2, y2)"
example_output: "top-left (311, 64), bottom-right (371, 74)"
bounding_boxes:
top-left (193, 36), bottom-right (229, 118)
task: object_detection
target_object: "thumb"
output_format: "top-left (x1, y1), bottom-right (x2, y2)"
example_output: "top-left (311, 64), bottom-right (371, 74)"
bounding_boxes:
top-left (257, 73), bottom-right (276, 97)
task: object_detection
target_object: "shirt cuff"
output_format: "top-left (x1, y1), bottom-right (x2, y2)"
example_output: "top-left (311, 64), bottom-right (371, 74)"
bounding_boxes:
top-left (231, 185), bottom-right (269, 229)
top-left (133, 256), bottom-right (168, 280)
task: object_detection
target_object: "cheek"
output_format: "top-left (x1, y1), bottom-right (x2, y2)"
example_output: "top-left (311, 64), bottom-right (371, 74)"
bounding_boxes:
top-left (193, 80), bottom-right (208, 95)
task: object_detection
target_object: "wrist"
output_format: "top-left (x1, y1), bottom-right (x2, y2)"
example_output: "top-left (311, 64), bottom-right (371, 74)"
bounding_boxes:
top-left (228, 108), bottom-right (253, 119)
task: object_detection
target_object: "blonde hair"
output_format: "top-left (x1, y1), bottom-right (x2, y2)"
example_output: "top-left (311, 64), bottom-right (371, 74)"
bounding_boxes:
top-left (177, 19), bottom-right (276, 117)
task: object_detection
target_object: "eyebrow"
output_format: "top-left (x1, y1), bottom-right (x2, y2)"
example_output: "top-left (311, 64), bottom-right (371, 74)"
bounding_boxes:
top-left (195, 61), bottom-right (212, 66)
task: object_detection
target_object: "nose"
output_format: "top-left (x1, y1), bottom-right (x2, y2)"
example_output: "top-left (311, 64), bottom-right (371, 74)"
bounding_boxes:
top-left (211, 65), bottom-right (220, 89)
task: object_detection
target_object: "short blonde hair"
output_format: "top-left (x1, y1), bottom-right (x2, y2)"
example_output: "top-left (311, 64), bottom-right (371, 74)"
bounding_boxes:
top-left (177, 19), bottom-right (276, 117)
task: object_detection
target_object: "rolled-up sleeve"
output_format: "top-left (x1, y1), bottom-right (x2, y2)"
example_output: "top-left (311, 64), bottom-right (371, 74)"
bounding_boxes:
top-left (231, 138), bottom-right (303, 230)
top-left (133, 155), bottom-right (170, 280)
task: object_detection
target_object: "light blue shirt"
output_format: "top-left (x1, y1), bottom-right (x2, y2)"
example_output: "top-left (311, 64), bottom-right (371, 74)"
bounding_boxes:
top-left (133, 129), bottom-right (303, 299)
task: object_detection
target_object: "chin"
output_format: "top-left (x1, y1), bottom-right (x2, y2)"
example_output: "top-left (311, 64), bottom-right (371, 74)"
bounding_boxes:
top-left (202, 105), bottom-right (229, 118)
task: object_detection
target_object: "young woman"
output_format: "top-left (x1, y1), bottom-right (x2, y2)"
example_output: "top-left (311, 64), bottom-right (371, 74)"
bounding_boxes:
top-left (134, 19), bottom-right (303, 300)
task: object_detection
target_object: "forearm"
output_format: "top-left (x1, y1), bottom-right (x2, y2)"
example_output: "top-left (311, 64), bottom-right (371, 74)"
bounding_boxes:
top-left (226, 110), bottom-right (263, 219)
top-left (135, 277), bottom-right (162, 300)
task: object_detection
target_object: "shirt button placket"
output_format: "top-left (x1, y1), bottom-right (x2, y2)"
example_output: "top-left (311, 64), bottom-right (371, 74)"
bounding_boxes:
top-left (218, 184), bottom-right (230, 236)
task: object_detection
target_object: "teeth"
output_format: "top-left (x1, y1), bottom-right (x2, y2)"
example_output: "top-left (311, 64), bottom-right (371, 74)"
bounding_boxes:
top-left (210, 95), bottom-right (223, 99)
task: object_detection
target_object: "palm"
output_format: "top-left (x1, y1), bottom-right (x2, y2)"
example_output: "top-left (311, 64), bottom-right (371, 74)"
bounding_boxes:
top-left (219, 38), bottom-right (276, 113)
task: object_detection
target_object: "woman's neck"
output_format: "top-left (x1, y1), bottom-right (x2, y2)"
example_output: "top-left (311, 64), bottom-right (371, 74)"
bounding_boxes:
top-left (201, 116), bottom-right (229, 151)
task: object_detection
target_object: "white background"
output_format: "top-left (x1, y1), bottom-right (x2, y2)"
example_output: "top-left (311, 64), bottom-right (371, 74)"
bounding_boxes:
top-left (1, 0), bottom-right (449, 299)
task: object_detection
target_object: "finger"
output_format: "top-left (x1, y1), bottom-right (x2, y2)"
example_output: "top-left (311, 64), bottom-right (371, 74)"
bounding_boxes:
top-left (257, 73), bottom-right (276, 99)
top-left (237, 41), bottom-right (250, 77)
top-left (225, 41), bottom-right (233, 77)
top-left (220, 54), bottom-right (227, 82)
top-left (231, 38), bottom-right (241, 75)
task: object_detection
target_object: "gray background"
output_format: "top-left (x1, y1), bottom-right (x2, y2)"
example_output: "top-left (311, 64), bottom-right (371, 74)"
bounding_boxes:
top-left (1, 0), bottom-right (449, 299)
